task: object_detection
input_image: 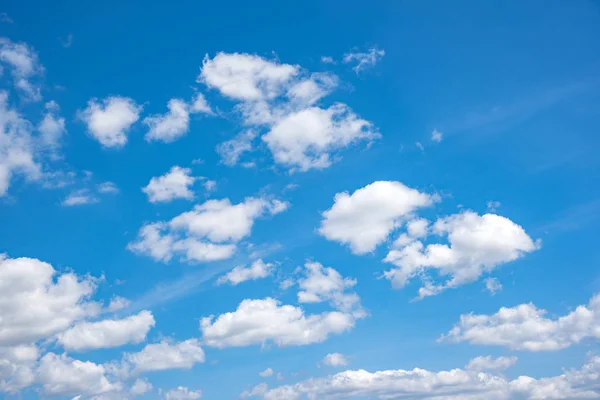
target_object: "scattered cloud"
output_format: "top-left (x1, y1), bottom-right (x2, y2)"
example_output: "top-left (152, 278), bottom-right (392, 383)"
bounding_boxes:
top-left (441, 293), bottom-right (600, 351)
top-left (243, 356), bottom-right (600, 399)
top-left (142, 166), bottom-right (197, 203)
top-left (259, 368), bottom-right (274, 378)
top-left (130, 378), bottom-right (152, 396)
top-left (319, 181), bottom-right (438, 254)
top-left (97, 181), bottom-right (119, 194)
top-left (217, 259), bottom-right (275, 285)
top-left (78, 96), bottom-right (142, 148)
top-left (384, 211), bottom-right (540, 298)
top-left (465, 356), bottom-right (518, 372)
top-left (0, 38), bottom-right (44, 101)
top-left (484, 277), bottom-right (503, 295)
top-left (216, 129), bottom-right (257, 166)
top-left (320, 56), bottom-right (335, 64)
top-left (163, 386), bottom-right (202, 400)
top-left (416, 141), bottom-right (424, 151)
top-left (487, 200), bottom-right (501, 212)
top-left (431, 129), bottom-right (443, 143)
top-left (61, 34), bottom-right (73, 48)
top-left (322, 353), bottom-right (348, 367)
top-left (124, 339), bottom-right (205, 373)
top-left (38, 101), bottom-right (66, 151)
top-left (343, 47), bottom-right (385, 73)
top-left (200, 297), bottom-right (357, 348)
top-left (62, 188), bottom-right (99, 206)
top-left (0, 13), bottom-right (13, 24)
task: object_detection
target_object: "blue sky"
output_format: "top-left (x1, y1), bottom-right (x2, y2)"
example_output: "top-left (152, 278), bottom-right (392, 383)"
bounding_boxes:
top-left (1, 0), bottom-right (600, 399)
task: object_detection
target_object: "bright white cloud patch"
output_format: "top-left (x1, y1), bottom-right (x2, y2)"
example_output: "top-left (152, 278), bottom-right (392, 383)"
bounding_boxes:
top-left (484, 277), bottom-right (503, 295)
top-left (319, 181), bottom-right (437, 254)
top-left (384, 211), bottom-right (540, 298)
top-left (56, 310), bottom-right (155, 351)
top-left (78, 96), bottom-right (141, 148)
top-left (199, 52), bottom-right (298, 101)
top-left (441, 293), bottom-right (600, 351)
top-left (38, 353), bottom-right (120, 397)
top-left (200, 298), bottom-right (356, 348)
top-left (216, 129), bottom-right (257, 166)
top-left (259, 368), bottom-right (274, 378)
top-left (297, 262), bottom-right (362, 315)
top-left (190, 92), bottom-right (213, 114)
top-left (217, 259), bottom-right (275, 285)
top-left (262, 103), bottom-right (379, 172)
top-left (0, 344), bottom-right (38, 393)
top-left (243, 356), bottom-right (600, 399)
top-left (142, 166), bottom-right (197, 203)
top-left (164, 386), bottom-right (202, 400)
top-left (124, 339), bottom-right (205, 373)
top-left (322, 353), bottom-right (348, 367)
top-left (343, 47), bottom-right (385, 73)
top-left (144, 99), bottom-right (190, 143)
top-left (199, 52), bottom-right (379, 171)
top-left (62, 188), bottom-right (99, 206)
top-left (0, 38), bottom-right (44, 101)
top-left (0, 254), bottom-right (99, 347)
top-left (466, 356), bottom-right (518, 372)
top-left (0, 91), bottom-right (42, 196)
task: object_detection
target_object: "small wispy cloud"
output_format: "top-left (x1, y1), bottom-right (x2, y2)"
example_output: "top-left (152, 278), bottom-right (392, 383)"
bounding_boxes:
top-left (343, 47), bottom-right (385, 73)
top-left (60, 34), bottom-right (73, 48)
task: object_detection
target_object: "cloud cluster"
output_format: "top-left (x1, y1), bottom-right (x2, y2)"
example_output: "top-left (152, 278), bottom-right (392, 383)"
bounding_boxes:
top-left (0, 38), bottom-right (44, 101)
top-left (244, 356), bottom-right (600, 400)
top-left (129, 197), bottom-right (288, 263)
top-left (442, 293), bottom-right (600, 351)
top-left (199, 52), bottom-right (379, 171)
top-left (142, 166), bottom-right (198, 203)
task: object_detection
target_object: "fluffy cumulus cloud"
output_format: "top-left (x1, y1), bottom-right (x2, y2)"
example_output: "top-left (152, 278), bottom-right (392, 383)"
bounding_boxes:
top-left (384, 211), bottom-right (540, 298)
top-left (322, 353), bottom-right (348, 367)
top-left (297, 261), bottom-right (363, 315)
top-left (199, 52), bottom-right (379, 171)
top-left (259, 368), bottom-right (274, 378)
top-left (0, 344), bottom-right (38, 393)
top-left (0, 38), bottom-right (44, 101)
top-left (319, 181), bottom-right (438, 254)
top-left (0, 91), bottom-right (42, 196)
top-left (143, 93), bottom-right (212, 143)
top-left (78, 96), bottom-right (142, 148)
top-left (217, 259), bottom-right (275, 285)
top-left (343, 47), bottom-right (385, 73)
top-left (56, 310), bottom-right (155, 352)
top-left (130, 378), bottom-right (152, 396)
top-left (142, 166), bottom-right (197, 203)
top-left (466, 356), bottom-right (518, 372)
top-left (200, 298), bottom-right (356, 348)
top-left (441, 293), bottom-right (600, 351)
top-left (38, 352), bottom-right (120, 397)
top-left (243, 356), bottom-right (600, 400)
top-left (0, 254), bottom-right (99, 347)
top-left (128, 197), bottom-right (288, 264)
top-left (124, 339), bottom-right (205, 373)
top-left (163, 386), bottom-right (202, 400)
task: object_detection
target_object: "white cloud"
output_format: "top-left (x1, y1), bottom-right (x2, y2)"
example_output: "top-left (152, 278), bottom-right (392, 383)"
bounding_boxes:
top-left (38, 353), bottom-right (120, 397)
top-left (164, 386), bottom-right (202, 400)
top-left (320, 56), bottom-right (335, 64)
top-left (169, 197), bottom-right (289, 242)
top-left (431, 129), bottom-right (443, 143)
top-left (244, 356), bottom-right (600, 400)
top-left (466, 356), bottom-right (518, 372)
top-left (142, 166), bottom-right (197, 203)
top-left (97, 181), bottom-right (119, 194)
top-left (190, 92), bottom-right (213, 114)
top-left (0, 91), bottom-right (41, 196)
top-left (297, 262), bottom-right (362, 315)
top-left (384, 211), bottom-right (540, 298)
top-left (416, 141), bottom-right (424, 151)
top-left (107, 296), bottom-right (131, 312)
top-left (62, 189), bottom-right (99, 206)
top-left (78, 96), bottom-right (141, 148)
top-left (124, 339), bottom-right (205, 373)
top-left (0, 255), bottom-right (99, 347)
top-left (199, 52), bottom-right (298, 101)
top-left (0, 344), bottom-right (38, 393)
top-left (322, 353), bottom-right (348, 367)
top-left (0, 38), bottom-right (44, 101)
top-left (199, 53), bottom-right (379, 172)
top-left (217, 259), bottom-right (275, 285)
top-left (259, 368), bottom-right (274, 378)
top-left (487, 200), bottom-right (501, 212)
top-left (201, 298), bottom-right (356, 348)
top-left (343, 47), bottom-right (385, 73)
top-left (144, 99), bottom-right (190, 143)
top-left (130, 378), bottom-right (152, 396)
top-left (38, 101), bottom-right (66, 149)
top-left (441, 293), bottom-right (600, 351)
top-left (319, 181), bottom-right (437, 254)
top-left (262, 103), bottom-right (379, 172)
top-left (484, 277), bottom-right (503, 295)
top-left (56, 310), bottom-right (155, 351)
top-left (216, 129), bottom-right (257, 166)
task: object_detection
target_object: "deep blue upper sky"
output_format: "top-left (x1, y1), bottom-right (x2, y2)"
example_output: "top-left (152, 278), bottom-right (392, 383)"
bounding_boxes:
top-left (1, 1), bottom-right (600, 399)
